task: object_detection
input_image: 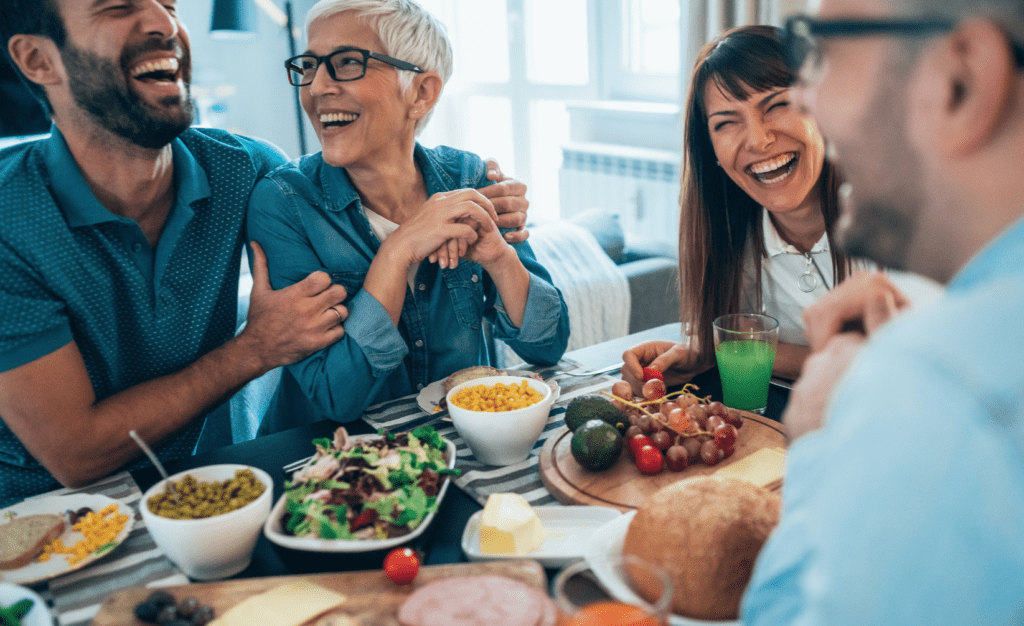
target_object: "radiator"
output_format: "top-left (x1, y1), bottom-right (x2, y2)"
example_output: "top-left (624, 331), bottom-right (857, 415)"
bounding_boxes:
top-left (558, 143), bottom-right (681, 248)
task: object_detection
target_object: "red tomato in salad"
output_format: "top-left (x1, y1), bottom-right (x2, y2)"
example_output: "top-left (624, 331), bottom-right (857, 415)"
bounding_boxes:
top-left (384, 547), bottom-right (420, 585)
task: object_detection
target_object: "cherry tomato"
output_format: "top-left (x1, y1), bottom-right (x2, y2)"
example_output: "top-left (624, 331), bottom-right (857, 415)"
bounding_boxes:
top-left (384, 547), bottom-right (420, 585)
top-left (635, 445), bottom-right (664, 475)
top-left (628, 433), bottom-right (654, 459)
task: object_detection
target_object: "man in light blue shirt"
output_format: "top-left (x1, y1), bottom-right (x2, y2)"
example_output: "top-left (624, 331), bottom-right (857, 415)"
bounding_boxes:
top-left (740, 0), bottom-right (1024, 623)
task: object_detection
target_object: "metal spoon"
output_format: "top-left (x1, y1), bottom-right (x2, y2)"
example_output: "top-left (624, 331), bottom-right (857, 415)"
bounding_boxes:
top-left (128, 430), bottom-right (179, 503)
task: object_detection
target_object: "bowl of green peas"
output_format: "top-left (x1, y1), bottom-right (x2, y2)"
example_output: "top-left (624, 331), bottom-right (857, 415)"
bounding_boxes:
top-left (140, 464), bottom-right (272, 581)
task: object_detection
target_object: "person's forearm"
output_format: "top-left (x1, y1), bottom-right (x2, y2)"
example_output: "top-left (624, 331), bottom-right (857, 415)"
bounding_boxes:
top-left (481, 247), bottom-right (530, 327)
top-left (362, 245), bottom-right (412, 326)
top-left (772, 342), bottom-right (811, 381)
top-left (3, 337), bottom-right (272, 488)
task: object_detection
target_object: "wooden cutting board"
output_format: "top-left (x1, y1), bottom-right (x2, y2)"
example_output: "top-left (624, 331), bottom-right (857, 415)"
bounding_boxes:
top-left (539, 412), bottom-right (787, 511)
top-left (90, 560), bottom-right (547, 626)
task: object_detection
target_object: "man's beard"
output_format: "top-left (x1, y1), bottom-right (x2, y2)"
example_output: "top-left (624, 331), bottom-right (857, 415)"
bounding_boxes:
top-left (833, 52), bottom-right (926, 271)
top-left (61, 38), bottom-right (194, 149)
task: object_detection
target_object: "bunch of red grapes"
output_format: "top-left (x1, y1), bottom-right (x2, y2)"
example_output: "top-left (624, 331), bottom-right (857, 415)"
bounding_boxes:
top-left (606, 371), bottom-right (743, 476)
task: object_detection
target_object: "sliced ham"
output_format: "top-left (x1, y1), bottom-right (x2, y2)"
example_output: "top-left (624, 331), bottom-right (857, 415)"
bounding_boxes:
top-left (397, 575), bottom-right (551, 626)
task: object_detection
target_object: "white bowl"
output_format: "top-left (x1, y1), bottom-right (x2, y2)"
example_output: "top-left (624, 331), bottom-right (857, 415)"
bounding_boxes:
top-left (446, 375), bottom-right (555, 466)
top-left (139, 464), bottom-right (272, 581)
top-left (0, 582), bottom-right (52, 626)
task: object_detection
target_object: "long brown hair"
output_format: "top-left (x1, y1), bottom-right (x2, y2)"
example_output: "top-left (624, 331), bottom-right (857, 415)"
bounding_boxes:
top-left (679, 24), bottom-right (849, 368)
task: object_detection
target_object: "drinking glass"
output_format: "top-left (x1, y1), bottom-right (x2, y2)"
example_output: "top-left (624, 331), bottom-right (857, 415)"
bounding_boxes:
top-left (553, 556), bottom-right (673, 626)
top-left (712, 313), bottom-right (779, 415)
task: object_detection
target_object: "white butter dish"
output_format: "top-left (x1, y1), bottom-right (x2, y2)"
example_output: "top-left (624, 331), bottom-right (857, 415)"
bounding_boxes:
top-left (462, 505), bottom-right (622, 568)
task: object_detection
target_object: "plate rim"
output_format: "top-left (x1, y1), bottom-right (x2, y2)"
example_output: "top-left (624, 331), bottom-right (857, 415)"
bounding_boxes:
top-left (263, 436), bottom-right (457, 553)
top-left (461, 504), bottom-right (622, 567)
top-left (0, 493), bottom-right (135, 585)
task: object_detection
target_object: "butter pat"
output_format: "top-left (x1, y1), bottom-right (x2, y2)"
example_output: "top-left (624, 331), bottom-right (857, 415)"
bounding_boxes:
top-left (479, 493), bottom-right (546, 555)
top-left (714, 447), bottom-right (786, 488)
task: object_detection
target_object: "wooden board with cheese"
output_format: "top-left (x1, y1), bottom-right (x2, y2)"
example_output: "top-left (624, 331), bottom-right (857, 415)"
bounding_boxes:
top-left (89, 560), bottom-right (547, 626)
top-left (539, 411), bottom-right (787, 511)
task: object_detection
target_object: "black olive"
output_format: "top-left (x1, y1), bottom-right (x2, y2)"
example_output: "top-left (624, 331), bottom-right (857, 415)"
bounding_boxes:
top-left (156, 605), bottom-right (179, 624)
top-left (176, 597), bottom-right (199, 618)
top-left (133, 602), bottom-right (161, 623)
top-left (191, 605), bottom-right (216, 626)
top-left (146, 590), bottom-right (177, 609)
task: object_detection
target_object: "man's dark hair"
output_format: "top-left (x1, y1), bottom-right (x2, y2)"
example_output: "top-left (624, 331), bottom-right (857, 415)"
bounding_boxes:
top-left (0, 0), bottom-right (67, 116)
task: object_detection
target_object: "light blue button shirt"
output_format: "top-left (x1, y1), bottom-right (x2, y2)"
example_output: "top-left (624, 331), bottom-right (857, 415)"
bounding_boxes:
top-left (742, 215), bottom-right (1024, 625)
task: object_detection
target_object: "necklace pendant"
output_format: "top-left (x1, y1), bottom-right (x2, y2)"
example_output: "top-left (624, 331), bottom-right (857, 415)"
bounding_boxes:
top-left (798, 272), bottom-right (818, 293)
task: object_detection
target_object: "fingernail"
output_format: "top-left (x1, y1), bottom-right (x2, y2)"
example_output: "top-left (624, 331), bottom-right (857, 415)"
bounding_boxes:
top-left (439, 258), bottom-right (447, 269)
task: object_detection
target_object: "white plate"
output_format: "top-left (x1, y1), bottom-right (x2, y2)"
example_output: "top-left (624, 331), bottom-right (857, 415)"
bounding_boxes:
top-left (585, 511), bottom-right (742, 626)
top-left (0, 494), bottom-right (135, 585)
top-left (264, 437), bottom-right (457, 553)
top-left (461, 505), bottom-right (621, 568)
top-left (0, 582), bottom-right (52, 626)
top-left (416, 373), bottom-right (560, 415)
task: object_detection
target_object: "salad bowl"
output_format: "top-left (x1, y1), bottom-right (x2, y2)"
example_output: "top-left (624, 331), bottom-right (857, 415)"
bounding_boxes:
top-left (263, 429), bottom-right (457, 553)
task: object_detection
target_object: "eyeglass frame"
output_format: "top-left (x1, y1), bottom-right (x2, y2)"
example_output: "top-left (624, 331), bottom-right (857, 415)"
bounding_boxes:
top-left (285, 46), bottom-right (424, 86)
top-left (783, 14), bottom-right (1024, 84)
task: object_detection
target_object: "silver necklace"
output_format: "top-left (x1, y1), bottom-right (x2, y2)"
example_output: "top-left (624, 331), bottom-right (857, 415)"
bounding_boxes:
top-left (798, 252), bottom-right (831, 293)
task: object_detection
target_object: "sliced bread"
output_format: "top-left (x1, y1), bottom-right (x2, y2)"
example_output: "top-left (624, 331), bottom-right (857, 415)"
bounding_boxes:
top-left (0, 513), bottom-right (65, 570)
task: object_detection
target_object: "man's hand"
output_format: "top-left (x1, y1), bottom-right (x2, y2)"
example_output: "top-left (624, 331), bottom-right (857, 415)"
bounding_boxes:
top-left (803, 271), bottom-right (908, 351)
top-left (241, 242), bottom-right (348, 371)
top-left (783, 333), bottom-right (865, 441)
top-left (622, 340), bottom-right (702, 396)
top-left (482, 159), bottom-right (529, 244)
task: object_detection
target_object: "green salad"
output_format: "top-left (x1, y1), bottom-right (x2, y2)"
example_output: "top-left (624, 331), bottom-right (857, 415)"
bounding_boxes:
top-left (282, 426), bottom-right (459, 540)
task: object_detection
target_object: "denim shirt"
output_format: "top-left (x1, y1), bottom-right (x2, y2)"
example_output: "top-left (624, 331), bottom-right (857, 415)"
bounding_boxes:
top-left (248, 144), bottom-right (569, 433)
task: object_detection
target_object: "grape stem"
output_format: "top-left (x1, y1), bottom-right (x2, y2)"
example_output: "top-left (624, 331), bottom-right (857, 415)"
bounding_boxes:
top-left (599, 388), bottom-right (716, 441)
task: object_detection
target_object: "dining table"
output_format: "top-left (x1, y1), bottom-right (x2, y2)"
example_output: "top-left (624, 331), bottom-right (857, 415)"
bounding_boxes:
top-left (14, 322), bottom-right (791, 626)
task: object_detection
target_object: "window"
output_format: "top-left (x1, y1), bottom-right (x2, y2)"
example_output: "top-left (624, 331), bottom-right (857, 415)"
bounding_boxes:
top-left (418, 0), bottom-right (683, 221)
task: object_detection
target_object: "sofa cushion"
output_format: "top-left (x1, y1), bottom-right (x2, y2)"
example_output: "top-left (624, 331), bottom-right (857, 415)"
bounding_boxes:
top-left (570, 210), bottom-right (625, 264)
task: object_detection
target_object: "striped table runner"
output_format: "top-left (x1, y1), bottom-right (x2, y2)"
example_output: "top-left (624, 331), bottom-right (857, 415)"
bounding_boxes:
top-left (22, 472), bottom-right (189, 626)
top-left (362, 359), bottom-right (619, 507)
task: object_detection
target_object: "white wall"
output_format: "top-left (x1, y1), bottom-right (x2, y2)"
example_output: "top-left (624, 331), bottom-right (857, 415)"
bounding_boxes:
top-left (179, 1), bottom-right (317, 160)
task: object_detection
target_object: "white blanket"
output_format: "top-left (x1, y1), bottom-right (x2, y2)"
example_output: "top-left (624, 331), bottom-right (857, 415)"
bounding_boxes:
top-left (495, 220), bottom-right (631, 367)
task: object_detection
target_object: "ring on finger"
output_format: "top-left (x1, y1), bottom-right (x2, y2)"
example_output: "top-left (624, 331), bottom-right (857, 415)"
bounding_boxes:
top-left (328, 306), bottom-right (342, 324)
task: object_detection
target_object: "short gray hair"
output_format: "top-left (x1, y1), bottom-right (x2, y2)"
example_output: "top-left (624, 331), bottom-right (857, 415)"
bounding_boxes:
top-left (895, 0), bottom-right (1024, 46)
top-left (304, 0), bottom-right (454, 134)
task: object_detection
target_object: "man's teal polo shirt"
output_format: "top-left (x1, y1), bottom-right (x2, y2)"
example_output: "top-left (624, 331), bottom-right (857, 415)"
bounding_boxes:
top-left (0, 126), bottom-right (286, 506)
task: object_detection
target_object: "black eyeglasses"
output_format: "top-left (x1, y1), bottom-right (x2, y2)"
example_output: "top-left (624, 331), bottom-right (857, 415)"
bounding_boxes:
top-left (285, 47), bottom-right (424, 86)
top-left (784, 14), bottom-right (1024, 85)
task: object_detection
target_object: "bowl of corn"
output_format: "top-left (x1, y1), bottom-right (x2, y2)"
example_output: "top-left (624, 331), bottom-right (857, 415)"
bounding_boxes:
top-left (446, 375), bottom-right (556, 466)
top-left (139, 464), bottom-right (272, 580)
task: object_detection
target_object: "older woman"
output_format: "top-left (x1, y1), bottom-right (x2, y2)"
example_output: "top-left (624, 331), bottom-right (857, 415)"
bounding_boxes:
top-left (247, 0), bottom-right (569, 434)
top-left (622, 25), bottom-right (939, 393)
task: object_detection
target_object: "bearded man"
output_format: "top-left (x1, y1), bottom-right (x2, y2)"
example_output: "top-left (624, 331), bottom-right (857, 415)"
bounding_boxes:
top-left (740, 0), bottom-right (1024, 623)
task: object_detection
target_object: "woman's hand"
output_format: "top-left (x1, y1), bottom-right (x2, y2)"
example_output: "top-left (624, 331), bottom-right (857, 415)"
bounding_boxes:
top-left (622, 340), bottom-right (703, 396)
top-left (383, 189), bottom-right (498, 269)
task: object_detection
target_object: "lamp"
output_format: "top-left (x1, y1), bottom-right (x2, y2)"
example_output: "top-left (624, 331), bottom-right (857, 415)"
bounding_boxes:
top-left (209, 0), bottom-right (308, 155)
top-left (210, 0), bottom-right (256, 40)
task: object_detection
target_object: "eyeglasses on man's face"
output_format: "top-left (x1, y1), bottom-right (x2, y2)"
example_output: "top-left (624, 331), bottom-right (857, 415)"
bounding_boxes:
top-left (783, 14), bottom-right (1024, 85)
top-left (285, 47), bottom-right (424, 86)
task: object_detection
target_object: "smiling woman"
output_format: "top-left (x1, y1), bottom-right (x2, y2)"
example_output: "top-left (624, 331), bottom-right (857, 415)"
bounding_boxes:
top-left (246, 0), bottom-right (569, 434)
top-left (621, 25), bottom-right (863, 393)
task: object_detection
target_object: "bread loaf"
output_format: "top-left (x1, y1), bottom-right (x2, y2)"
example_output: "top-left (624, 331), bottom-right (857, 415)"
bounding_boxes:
top-left (0, 513), bottom-right (65, 570)
top-left (622, 476), bottom-right (780, 620)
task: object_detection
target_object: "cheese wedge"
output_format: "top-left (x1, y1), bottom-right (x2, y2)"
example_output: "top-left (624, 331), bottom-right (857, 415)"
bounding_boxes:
top-left (714, 447), bottom-right (786, 488)
top-left (479, 493), bottom-right (546, 556)
top-left (209, 582), bottom-right (346, 626)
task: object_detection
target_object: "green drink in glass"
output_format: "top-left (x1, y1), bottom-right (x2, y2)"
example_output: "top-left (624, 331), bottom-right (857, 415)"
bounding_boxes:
top-left (713, 314), bottom-right (779, 414)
